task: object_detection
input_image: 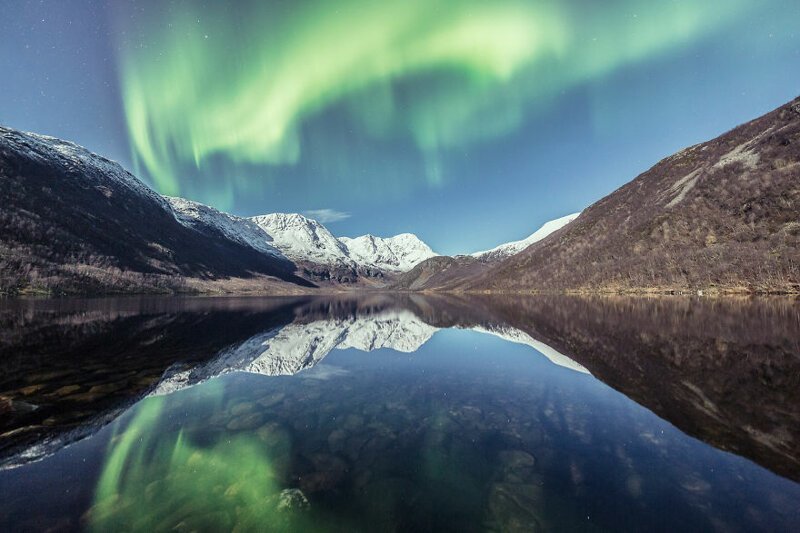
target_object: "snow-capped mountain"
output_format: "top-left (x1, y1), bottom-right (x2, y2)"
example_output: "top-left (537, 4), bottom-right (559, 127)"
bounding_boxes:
top-left (164, 203), bottom-right (438, 278)
top-left (471, 212), bottom-right (581, 262)
top-left (250, 213), bottom-right (355, 267)
top-left (166, 197), bottom-right (283, 258)
top-left (249, 214), bottom-right (438, 273)
top-left (340, 233), bottom-right (437, 272)
top-left (5, 128), bottom-right (172, 209)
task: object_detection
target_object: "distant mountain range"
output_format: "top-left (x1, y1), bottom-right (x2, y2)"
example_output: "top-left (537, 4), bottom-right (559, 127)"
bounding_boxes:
top-left (1, 95), bottom-right (798, 294)
top-left (391, 213), bottom-right (582, 290)
top-left (169, 200), bottom-right (438, 283)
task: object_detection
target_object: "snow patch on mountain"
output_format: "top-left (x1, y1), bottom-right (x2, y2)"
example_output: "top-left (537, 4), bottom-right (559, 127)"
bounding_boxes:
top-left (340, 233), bottom-right (438, 272)
top-left (471, 212), bottom-right (581, 261)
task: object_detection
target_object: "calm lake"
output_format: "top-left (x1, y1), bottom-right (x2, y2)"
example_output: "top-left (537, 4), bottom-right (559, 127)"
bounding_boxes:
top-left (0, 295), bottom-right (798, 532)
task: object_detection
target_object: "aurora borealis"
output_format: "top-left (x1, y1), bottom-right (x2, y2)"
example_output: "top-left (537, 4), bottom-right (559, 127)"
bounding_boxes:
top-left (115, 0), bottom-right (748, 198)
top-left (2, 0), bottom-right (799, 252)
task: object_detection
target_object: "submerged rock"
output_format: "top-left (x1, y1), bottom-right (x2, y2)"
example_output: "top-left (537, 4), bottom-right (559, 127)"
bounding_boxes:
top-left (229, 401), bottom-right (255, 416)
top-left (327, 429), bottom-right (348, 454)
top-left (486, 482), bottom-right (544, 532)
top-left (226, 412), bottom-right (264, 431)
top-left (258, 392), bottom-right (286, 409)
top-left (276, 488), bottom-right (310, 512)
top-left (497, 450), bottom-right (536, 483)
top-left (299, 453), bottom-right (349, 493)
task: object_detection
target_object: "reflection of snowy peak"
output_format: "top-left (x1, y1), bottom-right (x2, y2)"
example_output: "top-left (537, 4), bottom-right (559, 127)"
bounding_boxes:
top-left (151, 311), bottom-right (439, 394)
top-left (245, 320), bottom-right (350, 376)
top-left (151, 310), bottom-right (590, 398)
top-left (166, 197), bottom-right (282, 257)
top-left (472, 325), bottom-right (590, 374)
top-left (336, 310), bottom-right (438, 352)
top-left (471, 213), bottom-right (581, 262)
top-left (340, 234), bottom-right (437, 272)
top-left (247, 311), bottom-right (438, 375)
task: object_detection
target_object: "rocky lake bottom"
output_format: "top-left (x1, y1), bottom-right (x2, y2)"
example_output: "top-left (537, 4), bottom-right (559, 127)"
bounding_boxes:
top-left (0, 295), bottom-right (798, 532)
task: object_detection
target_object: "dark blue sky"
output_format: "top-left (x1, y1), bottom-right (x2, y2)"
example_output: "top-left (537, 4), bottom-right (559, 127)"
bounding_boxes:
top-left (1, 0), bottom-right (798, 254)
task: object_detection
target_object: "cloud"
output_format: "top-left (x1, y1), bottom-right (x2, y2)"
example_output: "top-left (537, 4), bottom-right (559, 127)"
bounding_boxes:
top-left (302, 209), bottom-right (351, 223)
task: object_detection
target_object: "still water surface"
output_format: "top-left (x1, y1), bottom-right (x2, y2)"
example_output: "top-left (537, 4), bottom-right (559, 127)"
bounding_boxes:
top-left (0, 295), bottom-right (798, 531)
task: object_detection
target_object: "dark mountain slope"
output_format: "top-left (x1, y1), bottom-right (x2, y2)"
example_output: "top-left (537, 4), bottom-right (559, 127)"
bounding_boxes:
top-left (0, 127), bottom-right (314, 294)
top-left (466, 97), bottom-right (800, 293)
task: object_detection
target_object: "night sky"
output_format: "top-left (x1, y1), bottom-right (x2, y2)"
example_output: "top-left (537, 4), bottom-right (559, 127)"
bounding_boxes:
top-left (2, 0), bottom-right (799, 254)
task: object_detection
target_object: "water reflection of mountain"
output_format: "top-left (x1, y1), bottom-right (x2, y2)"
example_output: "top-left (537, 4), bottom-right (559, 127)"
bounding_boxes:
top-left (153, 308), bottom-right (589, 395)
top-left (0, 295), bottom-right (797, 483)
top-left (474, 295), bottom-right (800, 482)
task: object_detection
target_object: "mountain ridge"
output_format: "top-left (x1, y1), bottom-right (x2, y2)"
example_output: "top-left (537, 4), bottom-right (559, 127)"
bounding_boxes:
top-left (0, 126), bottom-right (313, 295)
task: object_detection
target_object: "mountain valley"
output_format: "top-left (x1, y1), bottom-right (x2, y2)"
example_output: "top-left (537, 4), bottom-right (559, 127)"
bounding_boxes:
top-left (2, 96), bottom-right (799, 295)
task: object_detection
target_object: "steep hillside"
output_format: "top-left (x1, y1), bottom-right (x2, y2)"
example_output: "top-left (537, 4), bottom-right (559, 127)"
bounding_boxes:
top-left (0, 127), bottom-right (312, 294)
top-left (467, 97), bottom-right (800, 293)
top-left (391, 256), bottom-right (486, 290)
top-left (392, 213), bottom-right (580, 290)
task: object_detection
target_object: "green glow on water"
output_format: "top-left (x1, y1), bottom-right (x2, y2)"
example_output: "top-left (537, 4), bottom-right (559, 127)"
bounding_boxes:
top-left (89, 393), bottom-right (307, 531)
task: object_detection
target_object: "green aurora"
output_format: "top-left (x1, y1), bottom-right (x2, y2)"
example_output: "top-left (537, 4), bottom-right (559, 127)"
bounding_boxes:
top-left (115, 0), bottom-right (752, 207)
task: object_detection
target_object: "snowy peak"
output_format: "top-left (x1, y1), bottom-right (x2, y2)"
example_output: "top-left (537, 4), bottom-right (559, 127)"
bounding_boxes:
top-left (341, 233), bottom-right (438, 272)
top-left (250, 213), bottom-right (353, 265)
top-left (471, 212), bottom-right (581, 261)
top-left (249, 213), bottom-right (436, 272)
top-left (166, 196), bottom-right (282, 257)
